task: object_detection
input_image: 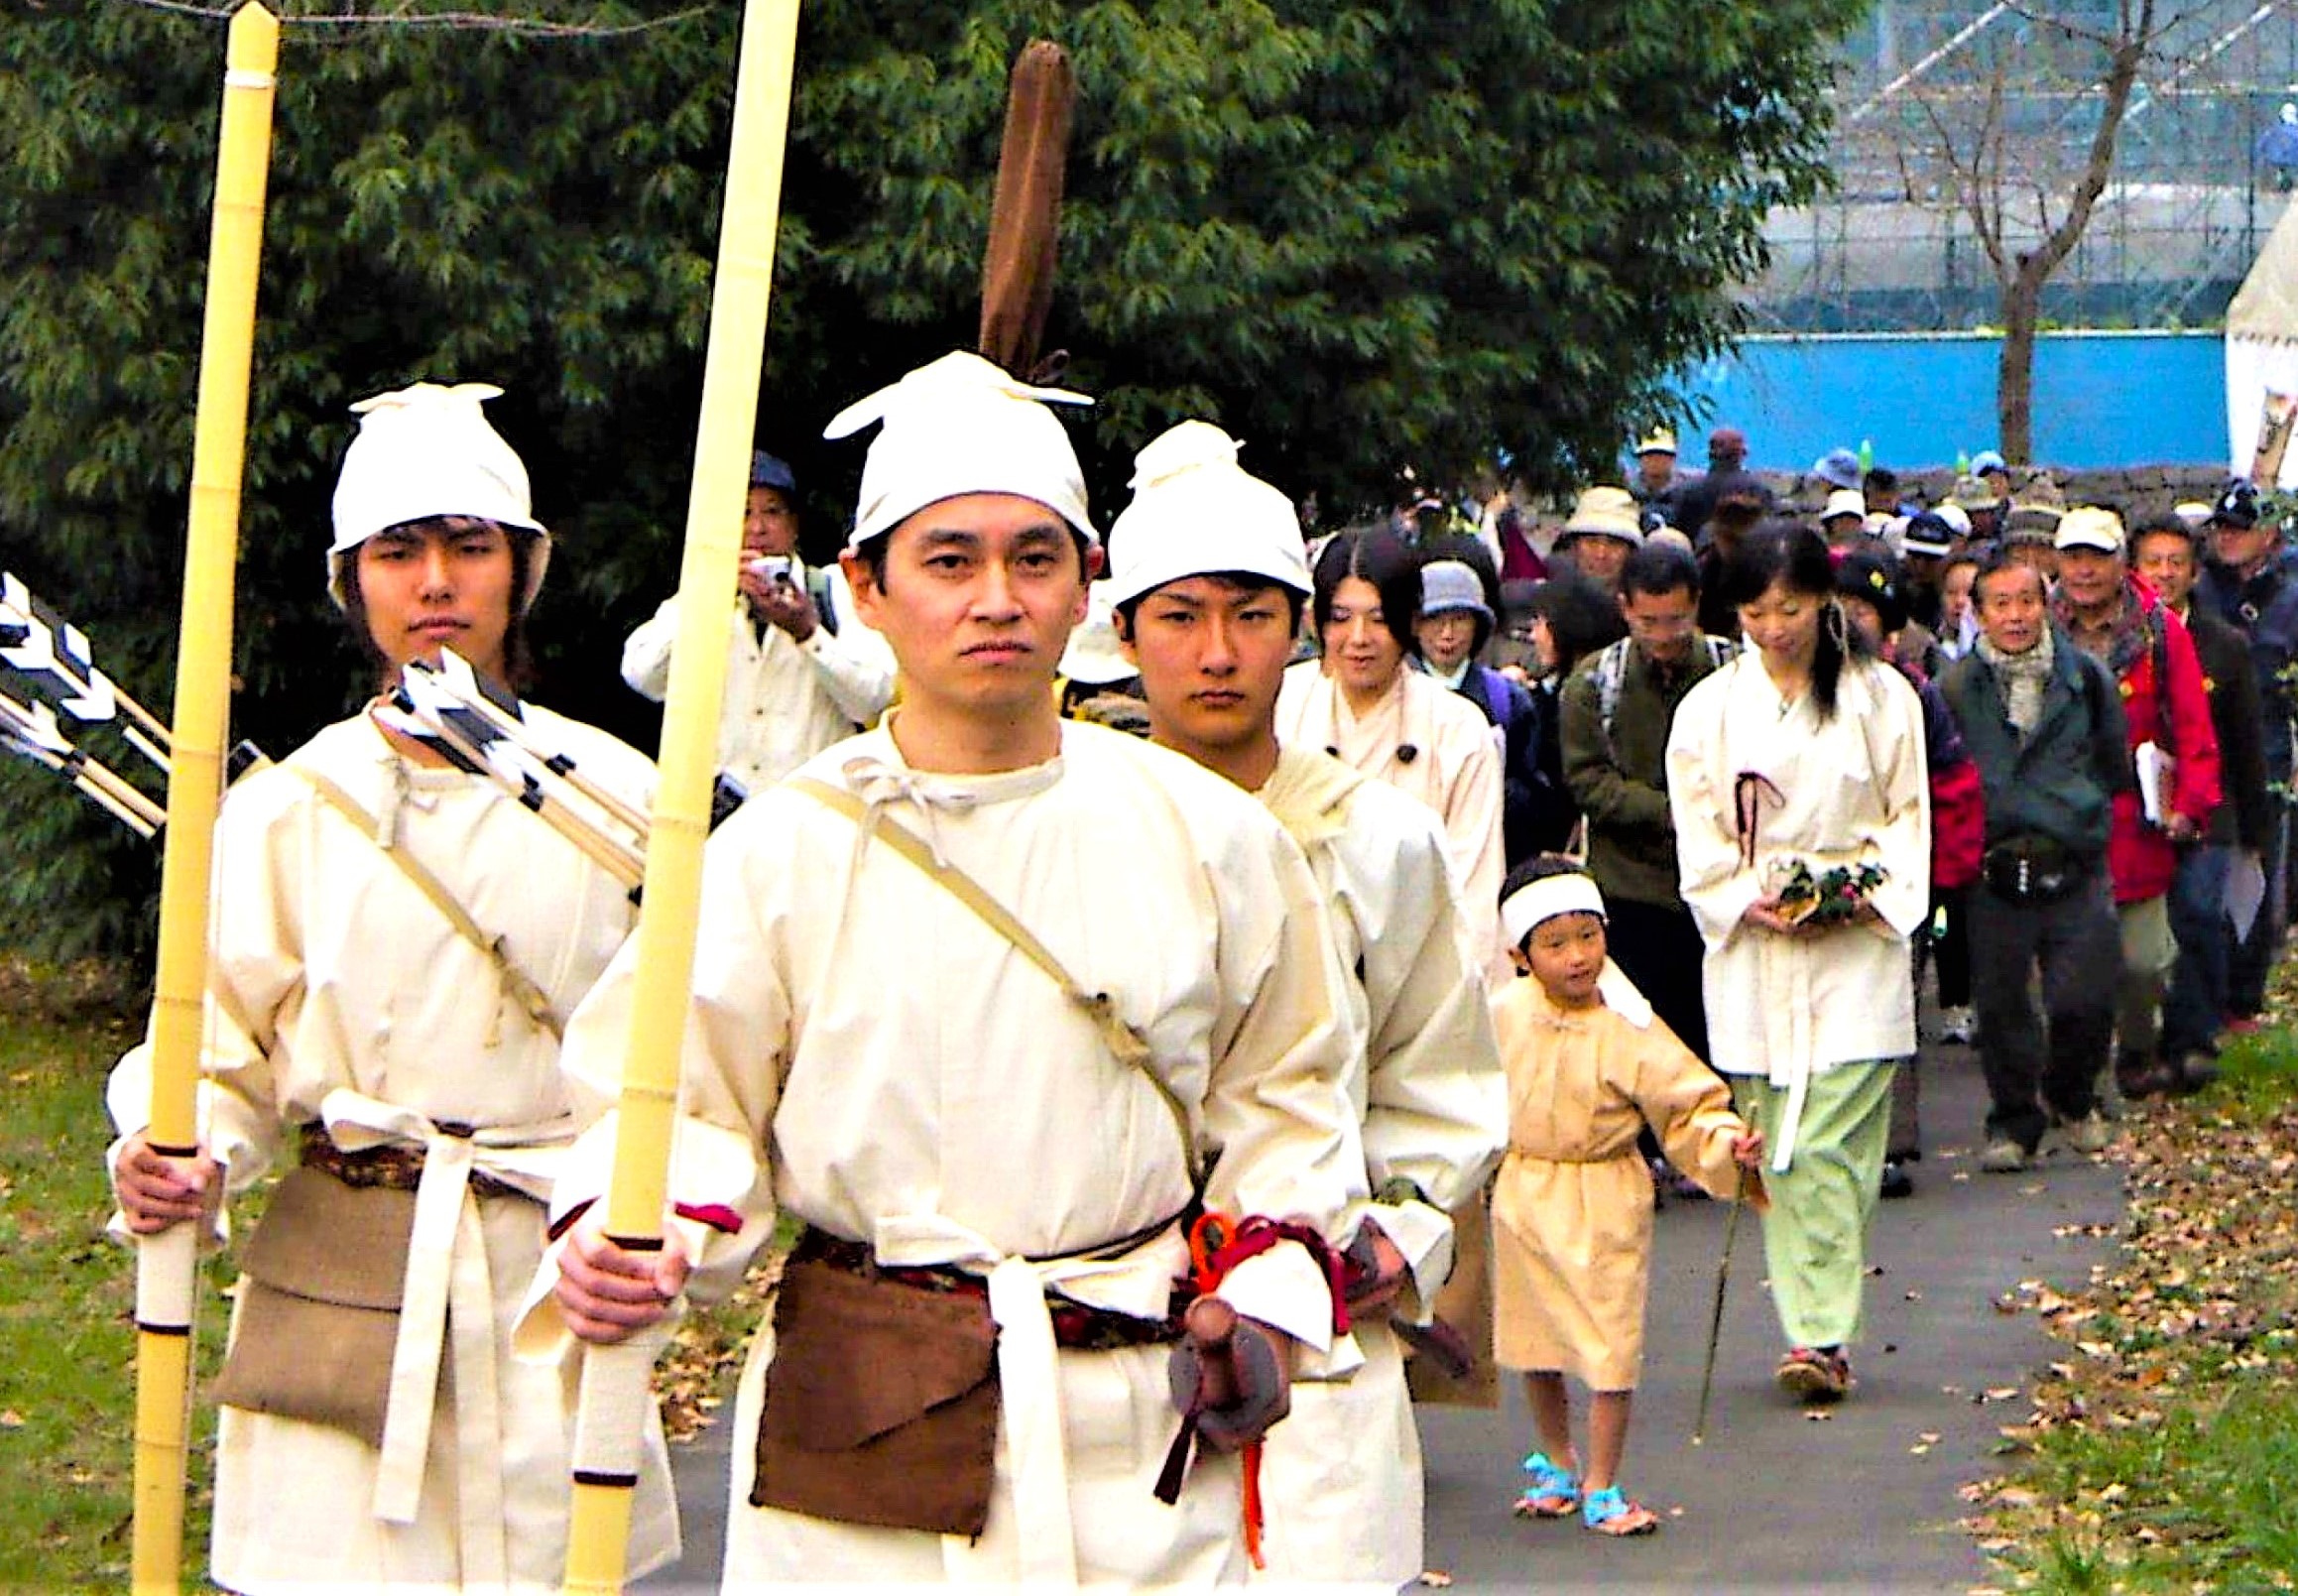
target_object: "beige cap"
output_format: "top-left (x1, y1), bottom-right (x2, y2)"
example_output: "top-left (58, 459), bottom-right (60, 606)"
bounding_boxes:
top-left (1559, 486), bottom-right (1643, 547)
top-left (1104, 421), bottom-right (1309, 608)
top-left (823, 350), bottom-right (1095, 551)
top-left (2054, 505), bottom-right (2125, 553)
top-left (1634, 428), bottom-right (1677, 456)
top-left (327, 382), bottom-right (548, 609)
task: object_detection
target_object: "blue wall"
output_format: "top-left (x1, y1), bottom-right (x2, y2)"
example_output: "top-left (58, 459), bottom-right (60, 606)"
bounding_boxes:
top-left (1665, 331), bottom-right (2227, 472)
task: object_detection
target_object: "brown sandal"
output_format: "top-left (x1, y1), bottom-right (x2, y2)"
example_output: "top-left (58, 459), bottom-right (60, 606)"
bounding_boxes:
top-left (1775, 1345), bottom-right (1853, 1403)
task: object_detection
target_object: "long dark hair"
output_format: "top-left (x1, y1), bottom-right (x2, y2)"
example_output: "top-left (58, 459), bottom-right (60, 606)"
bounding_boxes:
top-left (1719, 521), bottom-right (1874, 720)
top-left (1527, 571), bottom-right (1628, 677)
top-left (1311, 525), bottom-right (1422, 658)
top-left (336, 516), bottom-right (543, 697)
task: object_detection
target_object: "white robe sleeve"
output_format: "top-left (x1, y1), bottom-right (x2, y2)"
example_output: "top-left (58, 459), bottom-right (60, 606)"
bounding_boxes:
top-left (797, 564), bottom-right (898, 726)
top-left (105, 778), bottom-right (305, 1216)
top-left (1195, 823), bottom-right (1368, 1355)
top-left (1438, 727), bottom-right (1506, 976)
top-left (1665, 669), bottom-right (1766, 950)
top-left (1856, 665), bottom-right (1933, 940)
top-left (618, 596), bottom-right (680, 704)
top-left (1349, 802), bottom-right (1506, 1301)
top-left (536, 803), bottom-right (789, 1319)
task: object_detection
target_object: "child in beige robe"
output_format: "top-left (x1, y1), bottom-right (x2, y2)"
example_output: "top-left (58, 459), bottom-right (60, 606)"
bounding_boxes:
top-left (1490, 860), bottom-right (1765, 1535)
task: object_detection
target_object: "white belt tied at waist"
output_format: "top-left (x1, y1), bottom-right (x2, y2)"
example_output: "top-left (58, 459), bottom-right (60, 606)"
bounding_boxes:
top-left (871, 1212), bottom-right (1189, 1588)
top-left (316, 1089), bottom-right (571, 1580)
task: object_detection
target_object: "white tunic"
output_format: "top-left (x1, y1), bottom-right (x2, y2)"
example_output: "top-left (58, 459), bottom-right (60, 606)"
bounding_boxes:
top-left (1664, 656), bottom-right (1931, 1167)
top-left (1252, 747), bottom-right (1507, 1588)
top-left (619, 562), bottom-right (898, 792)
top-left (1274, 661), bottom-right (1507, 977)
top-left (105, 709), bottom-right (678, 1594)
top-left (537, 717), bottom-right (1366, 1587)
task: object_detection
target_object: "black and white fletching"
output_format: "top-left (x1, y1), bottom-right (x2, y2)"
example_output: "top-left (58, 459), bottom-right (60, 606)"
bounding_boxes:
top-left (0, 571), bottom-right (174, 773)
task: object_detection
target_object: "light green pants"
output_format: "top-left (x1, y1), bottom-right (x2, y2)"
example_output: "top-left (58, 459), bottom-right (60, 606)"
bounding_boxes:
top-left (1731, 1061), bottom-right (1896, 1350)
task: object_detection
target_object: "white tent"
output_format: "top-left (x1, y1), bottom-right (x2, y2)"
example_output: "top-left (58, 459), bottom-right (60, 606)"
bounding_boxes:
top-left (2226, 197), bottom-right (2298, 487)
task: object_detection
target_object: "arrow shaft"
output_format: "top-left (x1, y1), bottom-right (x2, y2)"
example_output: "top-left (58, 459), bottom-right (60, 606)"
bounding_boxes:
top-left (402, 701), bottom-right (645, 892)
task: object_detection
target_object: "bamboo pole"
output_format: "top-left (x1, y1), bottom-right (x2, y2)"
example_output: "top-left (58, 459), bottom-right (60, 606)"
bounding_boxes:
top-left (560, 2), bottom-right (800, 1589)
top-left (133, 8), bottom-right (278, 1591)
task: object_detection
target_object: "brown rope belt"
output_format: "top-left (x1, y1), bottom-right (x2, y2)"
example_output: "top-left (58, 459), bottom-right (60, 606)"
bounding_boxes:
top-left (297, 1121), bottom-right (528, 1203)
top-left (792, 1227), bottom-right (1186, 1353)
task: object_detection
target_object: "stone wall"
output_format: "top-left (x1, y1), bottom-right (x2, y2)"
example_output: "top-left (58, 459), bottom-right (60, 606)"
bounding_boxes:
top-left (1759, 463), bottom-right (2236, 526)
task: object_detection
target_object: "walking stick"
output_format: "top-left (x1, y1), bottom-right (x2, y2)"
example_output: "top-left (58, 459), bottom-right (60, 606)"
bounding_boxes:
top-left (558, 2), bottom-right (799, 1590)
top-left (1691, 1169), bottom-right (1748, 1446)
top-left (132, 7), bottom-right (278, 1591)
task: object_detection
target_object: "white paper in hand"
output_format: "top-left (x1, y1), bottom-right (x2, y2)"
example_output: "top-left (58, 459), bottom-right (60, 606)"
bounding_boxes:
top-left (2133, 741), bottom-right (2166, 827)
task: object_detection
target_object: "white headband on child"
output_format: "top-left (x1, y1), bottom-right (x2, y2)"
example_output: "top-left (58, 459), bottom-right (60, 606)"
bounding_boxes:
top-left (1502, 871), bottom-right (1655, 1029)
top-left (1502, 872), bottom-right (1608, 950)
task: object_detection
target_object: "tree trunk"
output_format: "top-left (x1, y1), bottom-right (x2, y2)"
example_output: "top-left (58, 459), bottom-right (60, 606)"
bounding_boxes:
top-left (1998, 275), bottom-right (2040, 466)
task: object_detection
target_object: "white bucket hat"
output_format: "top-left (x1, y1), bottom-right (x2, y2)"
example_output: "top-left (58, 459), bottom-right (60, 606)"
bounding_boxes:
top-left (1104, 421), bottom-right (1309, 607)
top-left (823, 350), bottom-right (1096, 550)
top-left (327, 382), bottom-right (549, 609)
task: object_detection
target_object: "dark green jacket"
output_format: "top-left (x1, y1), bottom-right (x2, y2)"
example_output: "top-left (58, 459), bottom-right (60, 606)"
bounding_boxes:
top-left (1559, 637), bottom-right (1731, 905)
top-left (1940, 631), bottom-right (2133, 862)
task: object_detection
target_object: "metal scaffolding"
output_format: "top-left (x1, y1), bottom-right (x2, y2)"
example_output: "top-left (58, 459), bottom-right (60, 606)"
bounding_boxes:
top-left (1749, 0), bottom-right (2298, 331)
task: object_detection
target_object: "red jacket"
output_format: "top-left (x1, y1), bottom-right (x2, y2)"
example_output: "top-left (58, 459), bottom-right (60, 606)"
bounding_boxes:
top-left (2068, 582), bottom-right (2222, 905)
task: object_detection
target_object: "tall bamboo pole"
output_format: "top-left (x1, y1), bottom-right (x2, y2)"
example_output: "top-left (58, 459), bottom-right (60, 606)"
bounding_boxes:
top-left (133, 7), bottom-right (279, 1592)
top-left (560, 2), bottom-right (800, 1589)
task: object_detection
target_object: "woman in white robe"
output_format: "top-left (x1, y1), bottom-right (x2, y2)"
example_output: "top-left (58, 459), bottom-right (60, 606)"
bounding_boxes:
top-left (1274, 524), bottom-right (1508, 1410)
top-left (1665, 523), bottom-right (1930, 1404)
top-left (106, 384), bottom-right (678, 1591)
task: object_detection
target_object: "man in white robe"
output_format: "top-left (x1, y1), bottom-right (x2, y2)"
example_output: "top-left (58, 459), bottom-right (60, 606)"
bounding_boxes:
top-left (107, 382), bottom-right (678, 1592)
top-left (537, 353), bottom-right (1365, 1587)
top-left (1106, 421), bottom-right (1508, 1587)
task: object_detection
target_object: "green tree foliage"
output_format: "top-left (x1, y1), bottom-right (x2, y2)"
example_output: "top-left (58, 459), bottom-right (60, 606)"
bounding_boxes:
top-left (0, 0), bottom-right (1856, 957)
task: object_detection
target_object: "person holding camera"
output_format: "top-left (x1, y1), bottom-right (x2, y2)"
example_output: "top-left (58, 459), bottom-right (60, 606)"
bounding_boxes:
top-left (1938, 547), bottom-right (2132, 1174)
top-left (620, 449), bottom-right (897, 790)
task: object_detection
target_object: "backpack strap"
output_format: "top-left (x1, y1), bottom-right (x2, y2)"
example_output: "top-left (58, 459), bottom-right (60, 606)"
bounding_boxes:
top-left (1593, 637), bottom-right (1633, 744)
top-left (787, 775), bottom-right (1197, 1184)
top-left (291, 766), bottom-right (563, 1044)
top-left (805, 564), bottom-right (841, 637)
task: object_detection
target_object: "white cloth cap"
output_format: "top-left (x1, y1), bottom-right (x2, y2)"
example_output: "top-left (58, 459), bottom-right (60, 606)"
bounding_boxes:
top-left (327, 382), bottom-right (548, 608)
top-left (1103, 421), bottom-right (1310, 607)
top-left (823, 350), bottom-right (1095, 551)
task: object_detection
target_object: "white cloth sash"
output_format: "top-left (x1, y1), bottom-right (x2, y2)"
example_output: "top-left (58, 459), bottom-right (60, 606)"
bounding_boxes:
top-left (871, 1212), bottom-right (1188, 1588)
top-left (315, 1089), bottom-right (570, 1578)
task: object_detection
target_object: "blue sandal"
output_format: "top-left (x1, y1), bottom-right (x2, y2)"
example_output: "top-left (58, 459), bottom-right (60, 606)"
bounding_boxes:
top-left (1582, 1485), bottom-right (1660, 1536)
top-left (1512, 1451), bottom-right (1580, 1519)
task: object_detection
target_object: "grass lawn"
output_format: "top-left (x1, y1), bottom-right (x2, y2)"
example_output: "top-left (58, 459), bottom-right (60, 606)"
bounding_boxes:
top-left (1969, 1024), bottom-right (2298, 1593)
top-left (0, 958), bottom-right (761, 1587)
top-left (0, 966), bottom-right (240, 1590)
